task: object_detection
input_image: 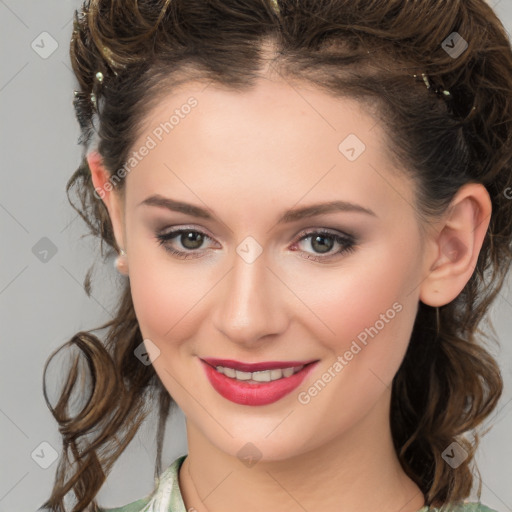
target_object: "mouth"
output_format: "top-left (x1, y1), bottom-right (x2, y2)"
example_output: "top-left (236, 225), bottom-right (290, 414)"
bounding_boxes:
top-left (201, 357), bottom-right (318, 383)
top-left (199, 357), bottom-right (319, 406)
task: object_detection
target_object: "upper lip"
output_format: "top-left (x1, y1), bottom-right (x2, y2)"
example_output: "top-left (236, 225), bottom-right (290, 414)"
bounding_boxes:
top-left (201, 357), bottom-right (318, 372)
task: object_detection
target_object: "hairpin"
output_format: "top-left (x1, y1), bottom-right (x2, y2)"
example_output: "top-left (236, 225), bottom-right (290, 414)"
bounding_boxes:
top-left (413, 72), bottom-right (452, 99)
top-left (413, 72), bottom-right (478, 114)
top-left (101, 45), bottom-right (122, 76)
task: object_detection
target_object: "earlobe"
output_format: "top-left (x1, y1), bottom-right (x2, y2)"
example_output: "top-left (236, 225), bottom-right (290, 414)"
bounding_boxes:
top-left (87, 151), bottom-right (127, 254)
top-left (419, 183), bottom-right (492, 307)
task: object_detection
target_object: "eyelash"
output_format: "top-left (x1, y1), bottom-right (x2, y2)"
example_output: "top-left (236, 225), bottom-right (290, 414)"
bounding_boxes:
top-left (155, 227), bottom-right (357, 262)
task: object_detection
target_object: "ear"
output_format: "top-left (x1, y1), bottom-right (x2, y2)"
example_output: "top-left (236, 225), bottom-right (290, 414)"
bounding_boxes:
top-left (87, 151), bottom-right (126, 253)
top-left (419, 183), bottom-right (492, 307)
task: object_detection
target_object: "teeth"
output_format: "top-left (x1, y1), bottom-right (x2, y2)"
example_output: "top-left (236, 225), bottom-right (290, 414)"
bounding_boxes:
top-left (282, 367), bottom-right (295, 378)
top-left (223, 367), bottom-right (236, 378)
top-left (235, 370), bottom-right (252, 380)
top-left (215, 365), bottom-right (305, 382)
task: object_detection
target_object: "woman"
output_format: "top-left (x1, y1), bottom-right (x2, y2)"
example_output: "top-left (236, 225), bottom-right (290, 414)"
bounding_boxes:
top-left (40, 0), bottom-right (512, 511)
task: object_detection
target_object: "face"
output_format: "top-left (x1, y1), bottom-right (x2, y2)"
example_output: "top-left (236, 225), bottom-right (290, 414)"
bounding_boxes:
top-left (108, 77), bottom-right (431, 461)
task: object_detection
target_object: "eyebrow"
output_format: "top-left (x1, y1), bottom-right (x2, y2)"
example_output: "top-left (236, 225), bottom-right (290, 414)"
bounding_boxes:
top-left (138, 194), bottom-right (377, 223)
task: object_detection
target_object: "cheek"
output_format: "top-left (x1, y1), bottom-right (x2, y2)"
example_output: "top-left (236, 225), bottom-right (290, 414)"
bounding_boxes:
top-left (128, 251), bottom-right (209, 343)
top-left (282, 235), bottom-right (421, 371)
top-left (287, 248), bottom-right (420, 436)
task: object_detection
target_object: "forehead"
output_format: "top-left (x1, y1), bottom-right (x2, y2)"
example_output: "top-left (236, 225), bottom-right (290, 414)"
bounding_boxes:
top-left (124, 77), bottom-right (415, 223)
top-left (138, 76), bottom-right (381, 147)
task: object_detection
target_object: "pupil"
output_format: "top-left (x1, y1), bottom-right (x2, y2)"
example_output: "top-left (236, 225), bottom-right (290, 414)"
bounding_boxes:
top-left (182, 231), bottom-right (203, 249)
top-left (312, 234), bottom-right (333, 254)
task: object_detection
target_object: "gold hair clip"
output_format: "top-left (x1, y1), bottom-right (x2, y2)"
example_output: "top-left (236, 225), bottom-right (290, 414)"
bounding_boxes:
top-left (101, 45), bottom-right (125, 76)
top-left (412, 72), bottom-right (477, 114)
top-left (413, 73), bottom-right (452, 99)
top-left (91, 71), bottom-right (104, 110)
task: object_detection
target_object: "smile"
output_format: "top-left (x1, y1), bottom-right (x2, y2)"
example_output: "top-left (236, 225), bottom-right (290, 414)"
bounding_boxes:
top-left (200, 358), bottom-right (319, 406)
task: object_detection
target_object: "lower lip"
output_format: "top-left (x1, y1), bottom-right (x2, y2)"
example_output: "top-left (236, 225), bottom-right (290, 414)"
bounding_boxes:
top-left (200, 359), bottom-right (318, 406)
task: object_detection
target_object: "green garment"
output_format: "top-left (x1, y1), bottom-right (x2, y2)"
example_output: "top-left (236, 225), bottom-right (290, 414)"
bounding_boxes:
top-left (99, 455), bottom-right (187, 512)
top-left (99, 454), bottom-right (500, 512)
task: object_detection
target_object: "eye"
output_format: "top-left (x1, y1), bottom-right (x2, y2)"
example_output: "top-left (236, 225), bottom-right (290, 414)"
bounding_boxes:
top-left (155, 226), bottom-right (357, 262)
top-left (155, 227), bottom-right (218, 259)
top-left (290, 229), bottom-right (357, 262)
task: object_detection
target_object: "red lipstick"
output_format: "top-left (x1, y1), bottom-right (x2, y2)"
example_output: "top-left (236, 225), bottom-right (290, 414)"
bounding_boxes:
top-left (200, 357), bottom-right (319, 406)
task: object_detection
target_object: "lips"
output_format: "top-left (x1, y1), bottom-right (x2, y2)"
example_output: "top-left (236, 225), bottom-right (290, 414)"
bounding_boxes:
top-left (199, 357), bottom-right (319, 406)
top-left (201, 357), bottom-right (317, 372)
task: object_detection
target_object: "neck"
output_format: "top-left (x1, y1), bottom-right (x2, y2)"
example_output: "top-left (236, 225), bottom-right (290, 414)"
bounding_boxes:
top-left (178, 392), bottom-right (426, 512)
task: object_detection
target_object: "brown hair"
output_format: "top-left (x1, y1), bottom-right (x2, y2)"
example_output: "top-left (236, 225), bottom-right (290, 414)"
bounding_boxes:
top-left (40, 0), bottom-right (512, 510)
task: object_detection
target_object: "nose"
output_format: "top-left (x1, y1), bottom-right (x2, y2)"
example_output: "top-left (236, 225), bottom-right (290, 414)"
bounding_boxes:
top-left (211, 248), bottom-right (289, 347)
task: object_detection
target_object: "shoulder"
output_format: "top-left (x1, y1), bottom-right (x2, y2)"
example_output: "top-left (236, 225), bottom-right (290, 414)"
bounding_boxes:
top-left (98, 454), bottom-right (188, 512)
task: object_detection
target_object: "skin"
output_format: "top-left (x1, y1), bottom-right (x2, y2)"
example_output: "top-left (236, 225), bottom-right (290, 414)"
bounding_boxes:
top-left (88, 75), bottom-right (491, 512)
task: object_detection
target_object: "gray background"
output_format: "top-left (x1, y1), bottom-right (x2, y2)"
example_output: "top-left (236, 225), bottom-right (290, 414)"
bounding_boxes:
top-left (1, 1), bottom-right (511, 511)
